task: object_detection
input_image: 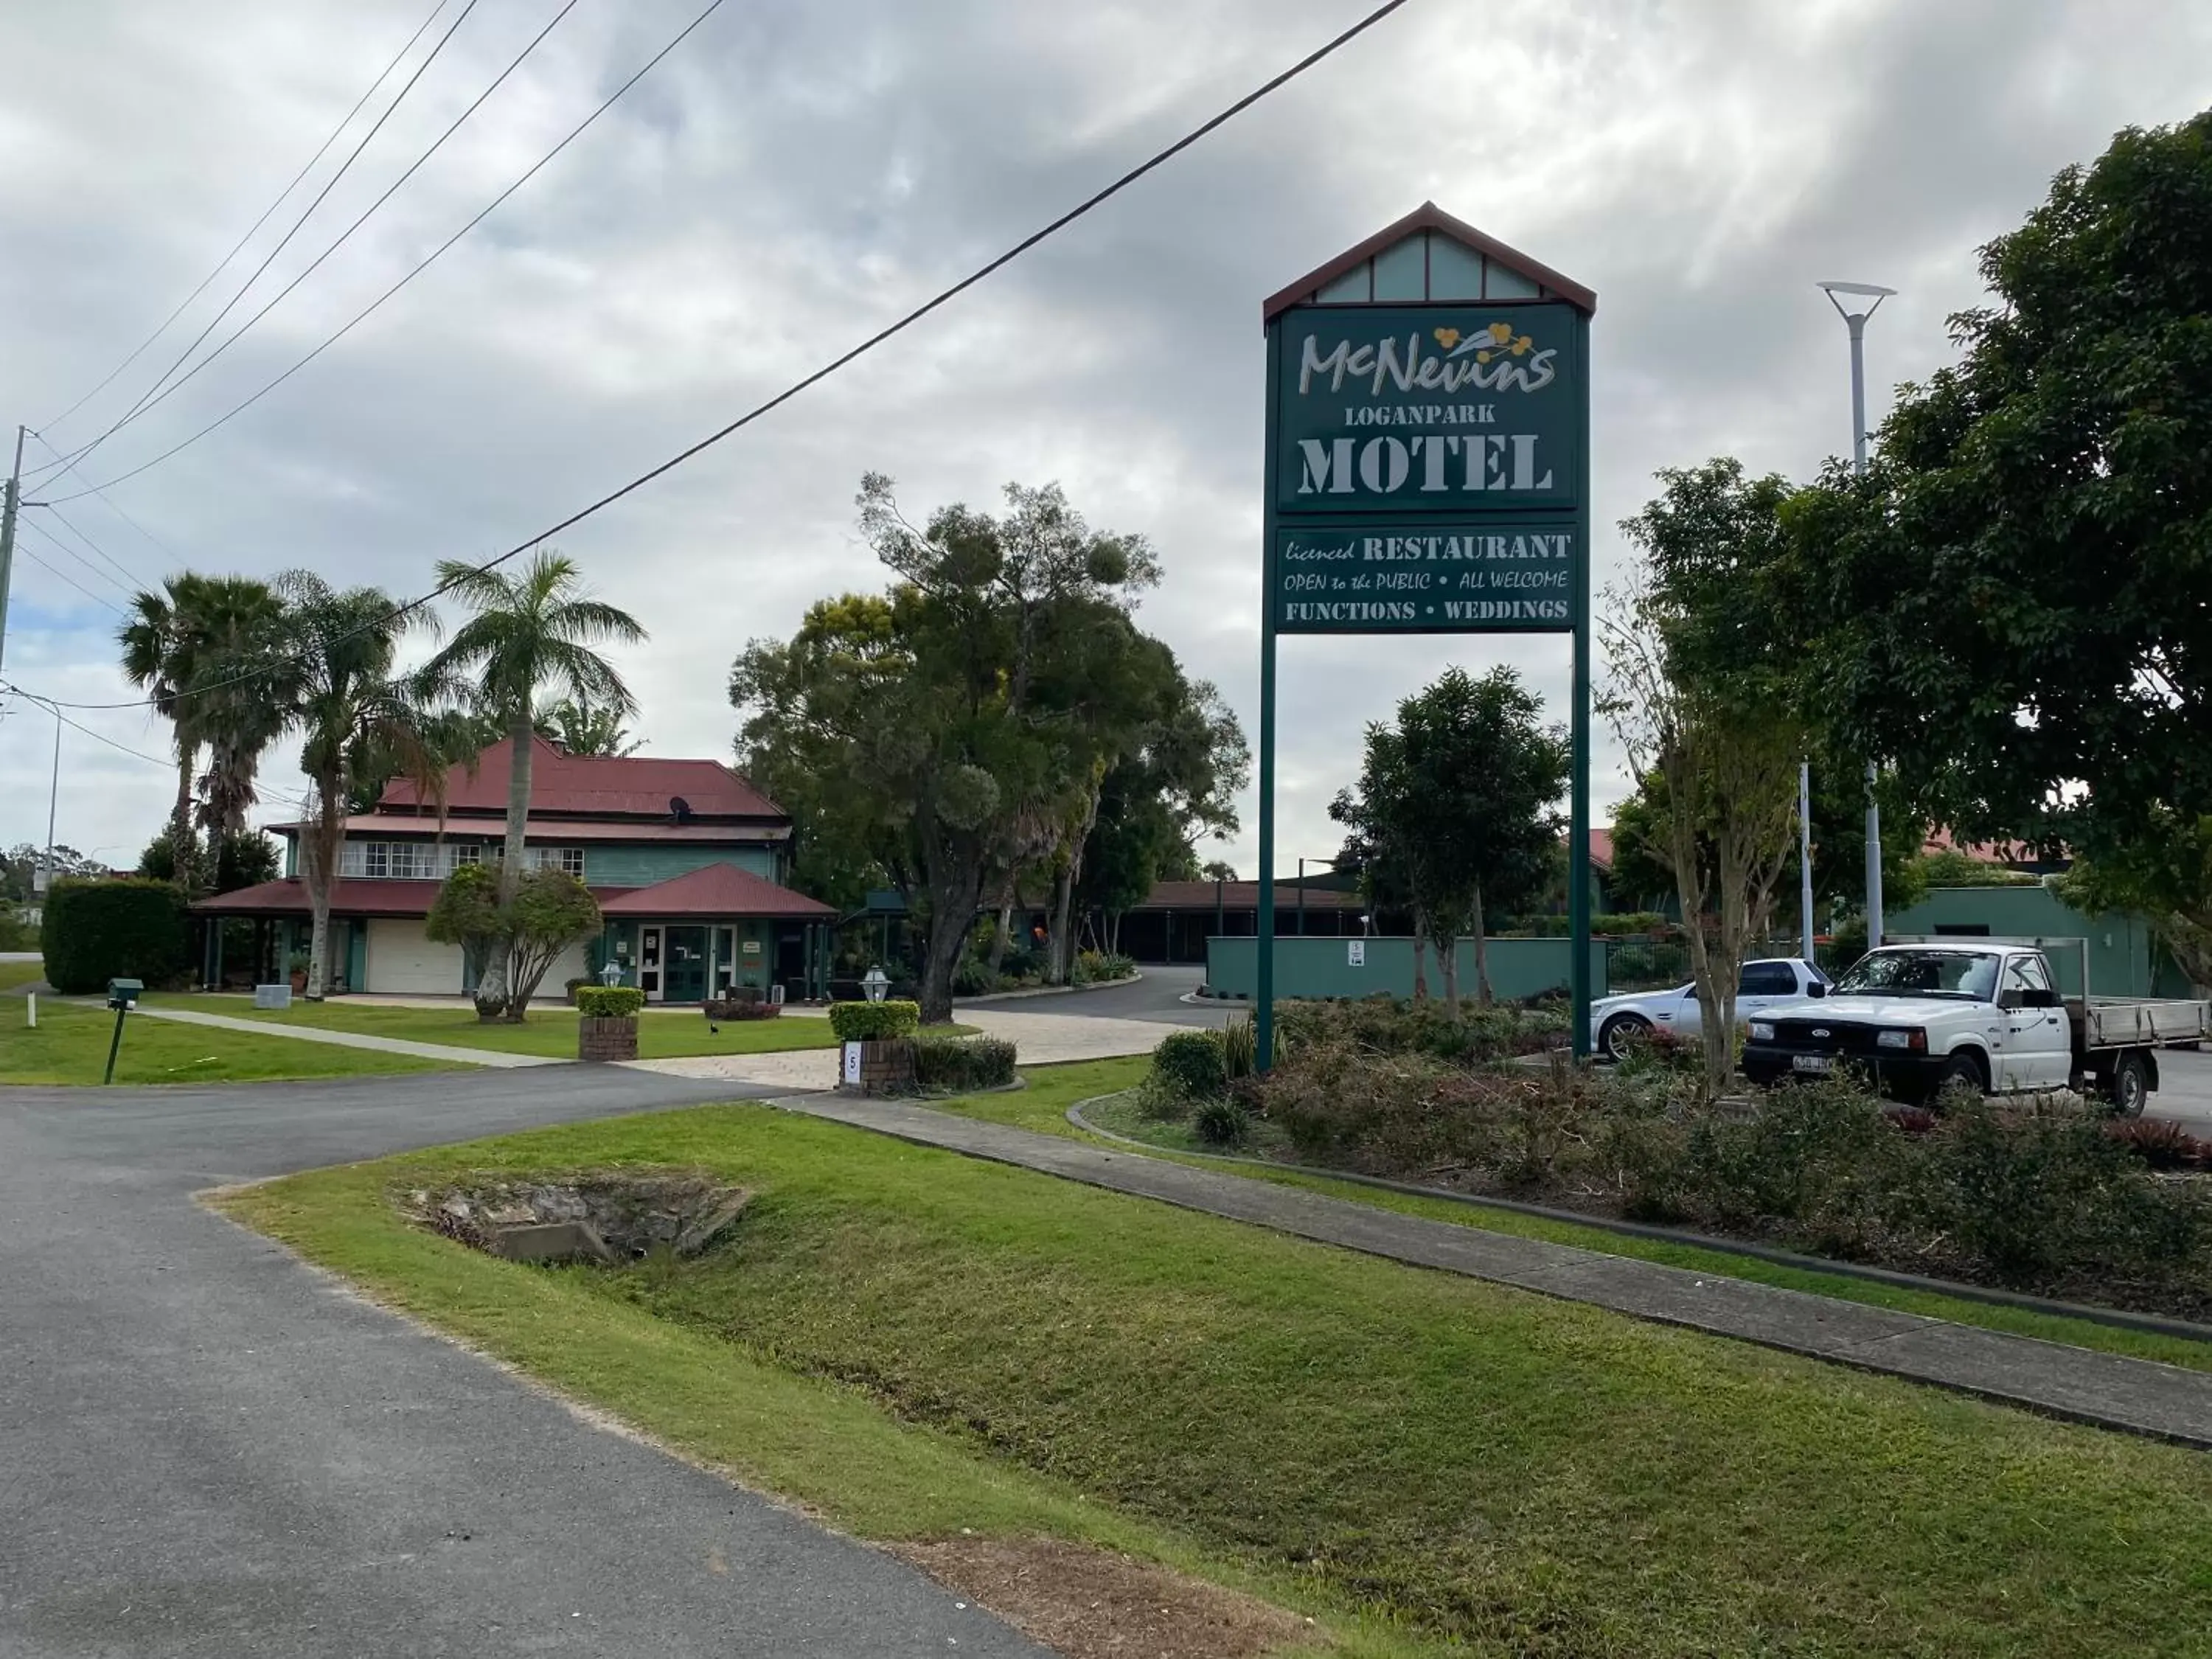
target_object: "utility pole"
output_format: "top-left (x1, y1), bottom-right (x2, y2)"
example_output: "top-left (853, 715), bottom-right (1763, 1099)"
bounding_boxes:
top-left (1819, 282), bottom-right (1895, 950)
top-left (0, 424), bottom-right (24, 672)
top-left (1798, 760), bottom-right (1815, 964)
top-left (42, 705), bottom-right (61, 902)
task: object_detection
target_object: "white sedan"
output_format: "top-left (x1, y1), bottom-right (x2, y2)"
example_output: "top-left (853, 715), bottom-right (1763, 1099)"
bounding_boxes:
top-left (1589, 958), bottom-right (1831, 1061)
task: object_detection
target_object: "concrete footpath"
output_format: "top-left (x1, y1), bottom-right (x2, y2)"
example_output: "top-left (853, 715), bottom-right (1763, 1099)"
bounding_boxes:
top-left (778, 1091), bottom-right (2212, 1449)
top-left (123, 1004), bottom-right (551, 1069)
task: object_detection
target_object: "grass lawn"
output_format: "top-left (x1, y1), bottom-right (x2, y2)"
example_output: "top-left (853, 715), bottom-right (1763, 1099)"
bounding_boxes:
top-left (223, 1061), bottom-right (2212, 1658)
top-left (154, 993), bottom-right (844, 1060)
top-left (0, 960), bottom-right (46, 992)
top-left (938, 1064), bottom-right (2212, 1376)
top-left (1, 998), bottom-right (453, 1085)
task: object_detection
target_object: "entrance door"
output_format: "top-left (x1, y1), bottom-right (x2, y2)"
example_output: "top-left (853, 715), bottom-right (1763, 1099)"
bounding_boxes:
top-left (664, 925), bottom-right (709, 1004)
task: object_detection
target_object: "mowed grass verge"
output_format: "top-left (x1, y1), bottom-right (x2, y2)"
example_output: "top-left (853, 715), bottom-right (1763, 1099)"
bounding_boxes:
top-left (155, 994), bottom-right (843, 1060)
top-left (0, 959), bottom-right (46, 992)
top-left (1, 998), bottom-right (453, 1085)
top-left (221, 1062), bottom-right (2212, 1658)
top-left (940, 1065), bottom-right (2212, 1375)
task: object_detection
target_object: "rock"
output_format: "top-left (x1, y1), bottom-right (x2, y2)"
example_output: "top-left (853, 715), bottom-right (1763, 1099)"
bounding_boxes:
top-left (487, 1221), bottom-right (616, 1265)
top-left (675, 1189), bottom-right (754, 1257)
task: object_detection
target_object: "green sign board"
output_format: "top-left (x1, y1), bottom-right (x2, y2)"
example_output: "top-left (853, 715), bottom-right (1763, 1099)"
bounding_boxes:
top-left (1273, 520), bottom-right (1577, 633)
top-left (1253, 207), bottom-right (1596, 1069)
top-left (1273, 302), bottom-right (1581, 516)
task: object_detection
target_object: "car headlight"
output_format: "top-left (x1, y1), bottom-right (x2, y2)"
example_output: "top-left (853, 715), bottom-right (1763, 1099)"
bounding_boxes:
top-left (1748, 1021), bottom-right (1775, 1042)
top-left (1876, 1029), bottom-right (1918, 1050)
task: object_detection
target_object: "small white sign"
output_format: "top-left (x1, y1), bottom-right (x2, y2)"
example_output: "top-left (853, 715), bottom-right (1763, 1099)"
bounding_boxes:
top-left (842, 1041), bottom-right (863, 1085)
top-left (1346, 939), bottom-right (1366, 967)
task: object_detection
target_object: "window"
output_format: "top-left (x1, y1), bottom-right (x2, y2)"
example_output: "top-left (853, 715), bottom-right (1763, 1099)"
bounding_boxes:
top-left (1739, 962), bottom-right (1798, 998)
top-left (341, 839), bottom-right (481, 879)
top-left (524, 846), bottom-right (585, 878)
top-left (2007, 955), bottom-right (2053, 995)
top-left (451, 843), bottom-right (482, 866)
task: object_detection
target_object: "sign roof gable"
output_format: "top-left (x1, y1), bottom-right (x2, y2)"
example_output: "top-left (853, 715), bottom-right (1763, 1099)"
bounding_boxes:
top-left (1262, 201), bottom-right (1596, 324)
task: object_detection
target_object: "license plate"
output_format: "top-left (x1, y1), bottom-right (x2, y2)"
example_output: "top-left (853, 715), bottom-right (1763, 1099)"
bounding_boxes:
top-left (1791, 1054), bottom-right (1832, 1074)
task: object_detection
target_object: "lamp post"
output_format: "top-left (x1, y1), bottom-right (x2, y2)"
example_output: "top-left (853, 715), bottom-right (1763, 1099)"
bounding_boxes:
top-left (861, 964), bottom-right (889, 1003)
top-left (1819, 279), bottom-right (1896, 950)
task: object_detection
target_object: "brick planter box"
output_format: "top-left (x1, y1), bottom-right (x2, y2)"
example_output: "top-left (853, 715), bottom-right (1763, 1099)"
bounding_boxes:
top-left (838, 1037), bottom-right (916, 1096)
top-left (578, 1015), bottom-right (640, 1062)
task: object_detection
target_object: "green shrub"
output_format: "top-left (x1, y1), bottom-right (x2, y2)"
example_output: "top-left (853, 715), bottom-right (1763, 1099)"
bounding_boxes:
top-left (41, 877), bottom-right (188, 994)
top-left (0, 911), bottom-right (38, 951)
top-left (1192, 1095), bottom-right (1253, 1147)
top-left (1221, 1015), bottom-right (1261, 1081)
top-left (1274, 996), bottom-right (1566, 1066)
top-left (1151, 1029), bottom-right (1228, 1099)
top-left (913, 1034), bottom-right (1018, 1092)
top-left (1074, 949), bottom-right (1135, 985)
top-left (704, 995), bottom-right (780, 1022)
top-left (830, 999), bottom-right (921, 1041)
top-left (575, 985), bottom-right (644, 1018)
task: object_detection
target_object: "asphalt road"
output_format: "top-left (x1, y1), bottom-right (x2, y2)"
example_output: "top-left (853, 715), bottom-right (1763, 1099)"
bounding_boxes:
top-left (964, 963), bottom-right (1231, 1027)
top-left (0, 1066), bottom-right (1046, 1659)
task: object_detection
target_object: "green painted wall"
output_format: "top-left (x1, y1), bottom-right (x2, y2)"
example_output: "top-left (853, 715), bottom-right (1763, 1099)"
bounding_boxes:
top-left (584, 844), bottom-right (776, 887)
top-left (1883, 884), bottom-right (2179, 998)
top-left (1207, 935), bottom-right (1609, 1002)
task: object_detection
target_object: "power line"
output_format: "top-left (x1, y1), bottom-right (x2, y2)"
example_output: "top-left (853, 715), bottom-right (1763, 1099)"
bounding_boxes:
top-left (27, 500), bottom-right (147, 593)
top-left (10, 532), bottom-right (131, 617)
top-left (55, 0), bottom-right (580, 467)
top-left (25, 429), bottom-right (184, 573)
top-left (55, 0), bottom-right (719, 505)
top-left (38, 0), bottom-right (484, 483)
top-left (24, 0), bottom-right (1413, 708)
top-left (38, 0), bottom-right (453, 437)
top-left (1, 681), bottom-right (172, 768)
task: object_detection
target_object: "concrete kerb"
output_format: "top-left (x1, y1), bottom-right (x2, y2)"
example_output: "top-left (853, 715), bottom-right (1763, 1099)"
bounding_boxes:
top-left (766, 1089), bottom-right (2212, 1450)
top-left (1064, 1093), bottom-right (2212, 1349)
top-left (953, 973), bottom-right (1144, 1006)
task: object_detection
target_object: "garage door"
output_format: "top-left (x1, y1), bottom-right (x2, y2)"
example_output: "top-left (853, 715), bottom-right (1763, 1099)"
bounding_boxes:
top-left (366, 919), bottom-right (465, 995)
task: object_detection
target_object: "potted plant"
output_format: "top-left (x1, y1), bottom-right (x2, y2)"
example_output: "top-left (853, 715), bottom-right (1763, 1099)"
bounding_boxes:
top-left (288, 949), bottom-right (310, 995)
top-left (575, 984), bottom-right (645, 1062)
top-left (829, 998), bottom-right (922, 1094)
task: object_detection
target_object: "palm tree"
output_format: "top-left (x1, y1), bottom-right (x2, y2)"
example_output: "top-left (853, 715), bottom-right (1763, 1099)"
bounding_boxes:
top-left (118, 579), bottom-right (203, 886)
top-left (183, 576), bottom-right (292, 838)
top-left (535, 695), bottom-right (640, 757)
top-left (281, 572), bottom-right (434, 1001)
top-left (417, 549), bottom-right (647, 906)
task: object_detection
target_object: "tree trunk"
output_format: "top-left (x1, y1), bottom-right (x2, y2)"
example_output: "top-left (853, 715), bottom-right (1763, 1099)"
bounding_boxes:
top-left (1470, 883), bottom-right (1491, 1008)
top-left (1411, 910), bottom-right (1430, 1002)
top-left (1048, 860), bottom-right (1077, 984)
top-left (299, 793), bottom-right (341, 1004)
top-left (170, 740), bottom-right (198, 893)
top-left (1437, 918), bottom-right (1461, 1020)
top-left (918, 866), bottom-right (984, 1024)
top-left (987, 877), bottom-right (1017, 978)
top-left (481, 712), bottom-right (535, 1015)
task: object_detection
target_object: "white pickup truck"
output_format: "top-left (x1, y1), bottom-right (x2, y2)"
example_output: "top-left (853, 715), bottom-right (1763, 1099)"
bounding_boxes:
top-left (1739, 936), bottom-right (2211, 1115)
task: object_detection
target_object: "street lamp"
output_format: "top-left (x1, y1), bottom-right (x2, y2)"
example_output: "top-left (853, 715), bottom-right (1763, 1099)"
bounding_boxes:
top-left (1819, 279), bottom-right (1897, 952)
top-left (861, 964), bottom-right (889, 1003)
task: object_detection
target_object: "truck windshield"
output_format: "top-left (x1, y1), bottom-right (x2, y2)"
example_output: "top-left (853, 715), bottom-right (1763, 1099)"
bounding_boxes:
top-left (1832, 949), bottom-right (2000, 1001)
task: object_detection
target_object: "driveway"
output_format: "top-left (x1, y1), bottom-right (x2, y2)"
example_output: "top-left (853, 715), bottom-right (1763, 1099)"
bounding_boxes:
top-left (0, 1067), bottom-right (1046, 1658)
top-left (961, 964), bottom-right (1231, 1027)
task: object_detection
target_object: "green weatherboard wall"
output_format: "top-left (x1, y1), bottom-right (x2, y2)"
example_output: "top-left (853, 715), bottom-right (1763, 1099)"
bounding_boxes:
top-left (1208, 935), bottom-right (1607, 1004)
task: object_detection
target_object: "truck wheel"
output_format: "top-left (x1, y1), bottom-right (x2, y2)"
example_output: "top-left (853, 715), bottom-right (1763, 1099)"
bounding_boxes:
top-left (2107, 1052), bottom-right (2150, 1119)
top-left (1930, 1052), bottom-right (1986, 1108)
top-left (1599, 1013), bottom-right (1653, 1062)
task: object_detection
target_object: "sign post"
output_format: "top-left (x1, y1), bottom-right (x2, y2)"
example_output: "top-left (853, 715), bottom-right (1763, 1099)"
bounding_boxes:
top-left (1255, 204), bottom-right (1597, 1068)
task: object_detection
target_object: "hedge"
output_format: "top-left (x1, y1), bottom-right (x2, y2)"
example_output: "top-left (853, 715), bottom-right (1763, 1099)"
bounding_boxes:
top-left (575, 985), bottom-right (645, 1018)
top-left (913, 1034), bottom-right (1018, 1092)
top-left (41, 877), bottom-right (188, 995)
top-left (829, 999), bottom-right (920, 1041)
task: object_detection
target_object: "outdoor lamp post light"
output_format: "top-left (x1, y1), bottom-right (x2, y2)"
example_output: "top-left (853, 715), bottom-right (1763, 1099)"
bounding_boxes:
top-left (862, 964), bottom-right (889, 1003)
top-left (599, 959), bottom-right (625, 988)
top-left (1819, 279), bottom-right (1897, 953)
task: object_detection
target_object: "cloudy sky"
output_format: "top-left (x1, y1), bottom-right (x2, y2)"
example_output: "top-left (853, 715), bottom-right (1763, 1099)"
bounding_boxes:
top-left (1, 0), bottom-right (2207, 877)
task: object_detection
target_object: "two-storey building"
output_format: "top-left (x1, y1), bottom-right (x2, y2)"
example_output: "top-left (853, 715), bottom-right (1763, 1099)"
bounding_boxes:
top-left (195, 737), bottom-right (835, 1001)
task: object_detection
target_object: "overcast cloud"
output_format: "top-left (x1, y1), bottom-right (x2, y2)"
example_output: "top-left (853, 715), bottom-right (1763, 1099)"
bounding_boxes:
top-left (2, 0), bottom-right (2208, 877)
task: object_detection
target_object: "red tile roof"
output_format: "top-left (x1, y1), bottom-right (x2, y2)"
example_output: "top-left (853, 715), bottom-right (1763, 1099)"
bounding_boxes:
top-left (262, 813), bottom-right (782, 844)
top-left (194, 865), bottom-right (832, 920)
top-left (1588, 828), bottom-right (1615, 871)
top-left (597, 862), bottom-right (835, 919)
top-left (379, 737), bottom-right (783, 821)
